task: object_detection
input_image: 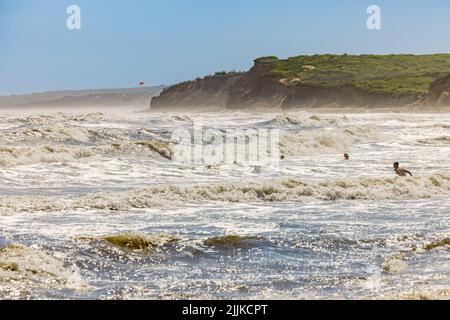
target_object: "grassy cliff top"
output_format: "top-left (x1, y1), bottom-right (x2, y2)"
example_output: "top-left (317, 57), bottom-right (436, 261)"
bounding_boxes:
top-left (255, 54), bottom-right (450, 96)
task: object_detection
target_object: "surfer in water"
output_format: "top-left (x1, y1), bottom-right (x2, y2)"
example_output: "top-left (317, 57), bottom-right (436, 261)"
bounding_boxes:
top-left (393, 162), bottom-right (413, 177)
top-left (344, 153), bottom-right (350, 160)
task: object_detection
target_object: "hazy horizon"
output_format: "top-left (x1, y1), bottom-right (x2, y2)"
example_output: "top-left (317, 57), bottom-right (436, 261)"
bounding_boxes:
top-left (0, 85), bottom-right (166, 97)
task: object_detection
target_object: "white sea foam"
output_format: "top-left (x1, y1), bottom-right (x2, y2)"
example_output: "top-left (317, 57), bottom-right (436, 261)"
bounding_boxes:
top-left (0, 244), bottom-right (88, 298)
top-left (0, 139), bottom-right (174, 167)
top-left (280, 125), bottom-right (387, 156)
top-left (262, 114), bottom-right (342, 127)
top-left (1, 172), bottom-right (449, 213)
top-left (0, 145), bottom-right (94, 167)
top-left (75, 172), bottom-right (450, 209)
top-left (2, 111), bottom-right (450, 299)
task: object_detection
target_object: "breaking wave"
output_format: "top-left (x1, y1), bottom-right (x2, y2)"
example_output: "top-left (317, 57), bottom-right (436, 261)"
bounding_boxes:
top-left (81, 233), bottom-right (263, 253)
top-left (2, 172), bottom-right (450, 213)
top-left (17, 112), bottom-right (105, 125)
top-left (87, 233), bottom-right (179, 251)
top-left (69, 172), bottom-right (450, 209)
top-left (423, 237), bottom-right (450, 250)
top-left (0, 145), bottom-right (94, 167)
top-left (393, 289), bottom-right (450, 300)
top-left (280, 125), bottom-right (387, 156)
top-left (100, 141), bottom-right (173, 160)
top-left (9, 126), bottom-right (92, 144)
top-left (4, 124), bottom-right (126, 145)
top-left (203, 235), bottom-right (263, 249)
top-left (262, 114), bottom-right (341, 127)
top-left (0, 244), bottom-right (88, 298)
top-left (418, 136), bottom-right (450, 145)
top-left (0, 139), bottom-right (173, 167)
top-left (382, 253), bottom-right (407, 274)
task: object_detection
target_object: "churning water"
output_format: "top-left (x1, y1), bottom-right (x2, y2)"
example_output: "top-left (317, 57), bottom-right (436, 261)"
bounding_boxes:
top-left (1, 110), bottom-right (450, 299)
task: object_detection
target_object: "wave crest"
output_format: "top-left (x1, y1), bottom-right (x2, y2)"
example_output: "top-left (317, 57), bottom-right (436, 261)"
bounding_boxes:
top-left (2, 173), bottom-right (450, 213)
top-left (101, 233), bottom-right (179, 251)
top-left (0, 244), bottom-right (88, 298)
top-left (280, 125), bottom-right (387, 156)
top-left (203, 235), bottom-right (263, 249)
top-left (0, 145), bottom-right (93, 167)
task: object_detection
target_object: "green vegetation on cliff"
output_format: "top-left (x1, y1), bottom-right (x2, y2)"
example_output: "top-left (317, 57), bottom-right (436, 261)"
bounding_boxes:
top-left (256, 54), bottom-right (450, 96)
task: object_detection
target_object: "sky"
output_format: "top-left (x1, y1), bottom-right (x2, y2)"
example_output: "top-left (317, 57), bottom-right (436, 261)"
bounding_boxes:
top-left (0, 0), bottom-right (450, 95)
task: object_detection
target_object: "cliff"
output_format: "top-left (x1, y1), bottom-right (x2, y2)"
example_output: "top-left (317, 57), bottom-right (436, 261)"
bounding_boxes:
top-left (150, 73), bottom-right (242, 110)
top-left (427, 75), bottom-right (450, 106)
top-left (151, 54), bottom-right (450, 110)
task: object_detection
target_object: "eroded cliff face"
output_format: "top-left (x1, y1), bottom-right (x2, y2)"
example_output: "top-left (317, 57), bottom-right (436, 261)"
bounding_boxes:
top-left (427, 75), bottom-right (450, 106)
top-left (151, 60), bottom-right (447, 110)
top-left (150, 74), bottom-right (242, 110)
top-left (225, 60), bottom-right (287, 108)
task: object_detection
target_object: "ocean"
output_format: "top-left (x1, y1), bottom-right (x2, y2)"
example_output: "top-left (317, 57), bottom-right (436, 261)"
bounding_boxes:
top-left (1, 110), bottom-right (449, 299)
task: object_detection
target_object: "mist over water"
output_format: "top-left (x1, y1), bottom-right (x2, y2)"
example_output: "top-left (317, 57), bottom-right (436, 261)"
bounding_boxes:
top-left (1, 110), bottom-right (450, 299)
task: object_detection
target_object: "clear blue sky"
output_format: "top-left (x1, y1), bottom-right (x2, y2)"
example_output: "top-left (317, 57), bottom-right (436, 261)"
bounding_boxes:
top-left (1, 0), bottom-right (450, 95)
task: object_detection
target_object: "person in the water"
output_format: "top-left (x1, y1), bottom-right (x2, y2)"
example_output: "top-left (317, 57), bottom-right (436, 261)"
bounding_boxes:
top-left (393, 162), bottom-right (413, 176)
top-left (344, 153), bottom-right (350, 160)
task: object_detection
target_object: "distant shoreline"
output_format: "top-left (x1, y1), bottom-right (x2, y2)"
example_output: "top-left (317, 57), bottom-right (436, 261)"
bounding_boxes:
top-left (0, 86), bottom-right (165, 110)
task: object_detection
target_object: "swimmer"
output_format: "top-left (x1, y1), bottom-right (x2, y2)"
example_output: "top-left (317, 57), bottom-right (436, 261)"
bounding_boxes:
top-left (252, 165), bottom-right (262, 174)
top-left (393, 162), bottom-right (413, 177)
top-left (344, 153), bottom-right (350, 160)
